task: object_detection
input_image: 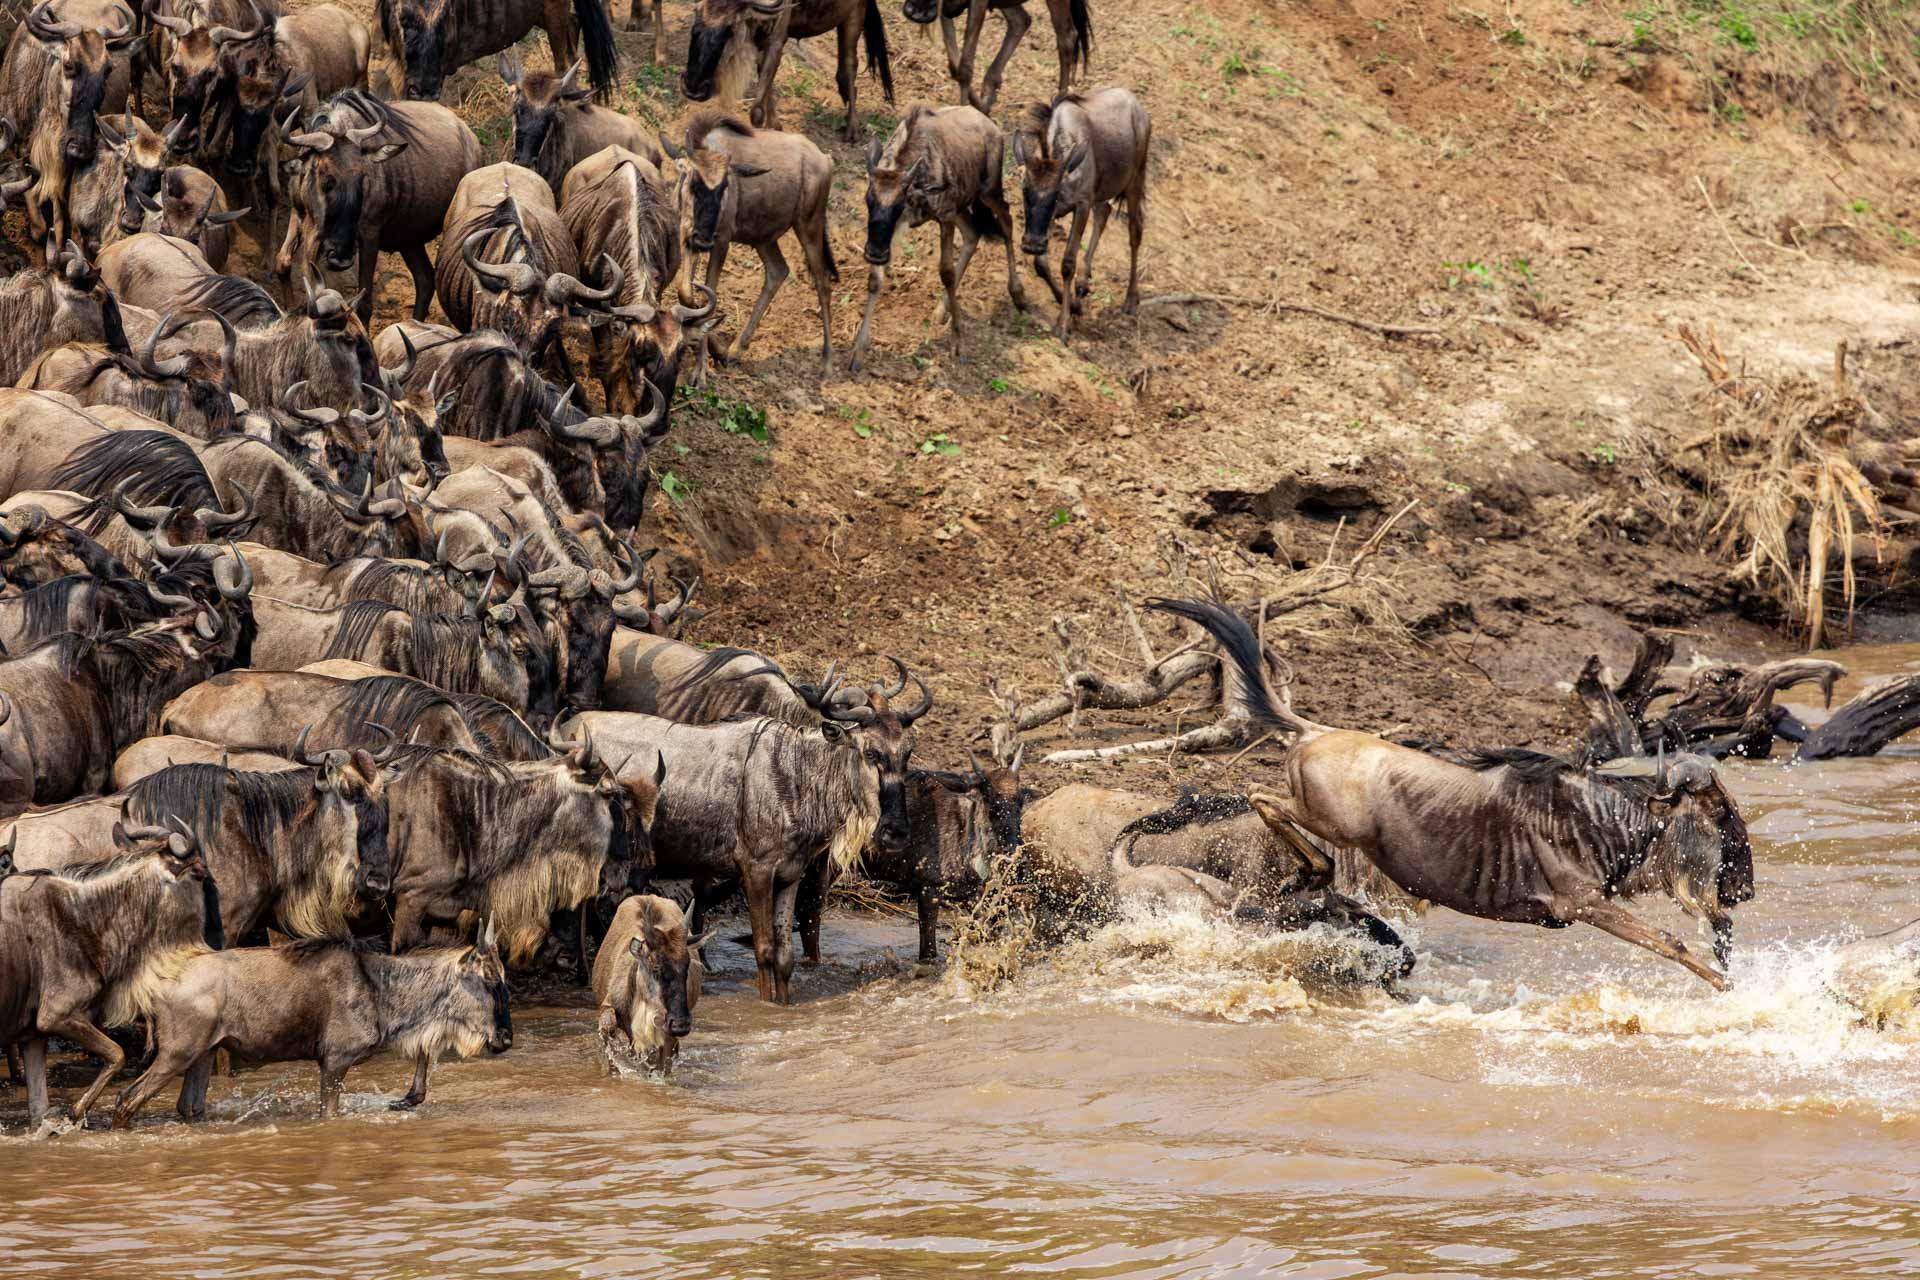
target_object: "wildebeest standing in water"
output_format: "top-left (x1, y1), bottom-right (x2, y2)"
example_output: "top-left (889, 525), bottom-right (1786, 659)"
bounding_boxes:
top-left (111, 926), bottom-right (512, 1126)
top-left (850, 103), bottom-right (1026, 372)
top-left (0, 826), bottom-right (223, 1129)
top-left (376, 0), bottom-right (619, 102)
top-left (1014, 87), bottom-right (1149, 341)
top-left (662, 112), bottom-right (837, 381)
top-left (592, 893), bottom-right (704, 1072)
top-left (901, 0), bottom-right (1090, 114)
top-left (681, 0), bottom-right (892, 142)
top-left (1151, 597), bottom-right (1754, 990)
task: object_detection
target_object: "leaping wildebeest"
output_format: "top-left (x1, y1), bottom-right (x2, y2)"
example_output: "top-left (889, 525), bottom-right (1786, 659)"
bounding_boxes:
top-left (680, 0), bottom-right (892, 142)
top-left (377, 0), bottom-right (619, 103)
top-left (1150, 597), bottom-right (1755, 990)
top-left (1013, 87), bottom-right (1148, 341)
top-left (850, 103), bottom-right (1026, 372)
top-left (663, 113), bottom-right (836, 381)
top-left (902, 0), bottom-right (1089, 114)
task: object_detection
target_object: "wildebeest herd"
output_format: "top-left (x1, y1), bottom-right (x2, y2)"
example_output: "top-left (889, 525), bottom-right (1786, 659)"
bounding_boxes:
top-left (0, 0), bottom-right (1848, 1137)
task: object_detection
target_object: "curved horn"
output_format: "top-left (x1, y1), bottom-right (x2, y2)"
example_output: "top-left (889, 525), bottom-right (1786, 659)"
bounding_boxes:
top-left (745, 0), bottom-right (786, 13)
top-left (896, 667), bottom-right (933, 725)
top-left (279, 380), bottom-right (339, 425)
top-left (608, 537), bottom-right (645, 594)
top-left (113, 479), bottom-right (175, 529)
top-left (364, 721), bottom-right (399, 764)
top-left (288, 130), bottom-right (336, 152)
top-left (214, 542), bottom-right (252, 600)
top-left (461, 227), bottom-right (540, 295)
top-left (149, 11), bottom-right (190, 35)
top-left (142, 580), bottom-right (196, 610)
top-left (554, 414), bottom-right (620, 448)
top-left (195, 306), bottom-right (239, 395)
top-left (345, 121), bottom-right (384, 148)
top-left (671, 280), bottom-right (718, 324)
top-left (140, 310), bottom-right (194, 378)
top-left (350, 383), bottom-right (391, 429)
top-left (875, 655), bottom-right (907, 698)
top-left (25, 2), bottom-right (83, 42)
top-left (149, 522), bottom-right (197, 562)
top-left (292, 723), bottom-right (325, 766)
top-left (390, 328), bottom-right (417, 387)
top-left (628, 378), bottom-right (666, 440)
top-left (610, 300), bottom-right (657, 324)
top-left (554, 58), bottom-right (584, 97)
top-left (0, 690), bottom-right (11, 729)
top-left (193, 607), bottom-right (221, 641)
top-left (196, 481), bottom-right (255, 535)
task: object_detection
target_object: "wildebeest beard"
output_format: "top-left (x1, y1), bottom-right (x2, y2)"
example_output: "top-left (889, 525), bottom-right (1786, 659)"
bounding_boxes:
top-left (863, 191), bottom-right (908, 266)
top-left (62, 49), bottom-right (111, 162)
top-left (680, 15), bottom-right (733, 100)
top-left (398, 8), bottom-right (447, 99)
top-left (321, 174), bottom-right (367, 272)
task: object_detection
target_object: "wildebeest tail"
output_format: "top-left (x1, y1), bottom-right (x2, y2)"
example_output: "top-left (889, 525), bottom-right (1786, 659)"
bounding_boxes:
top-left (1144, 597), bottom-right (1324, 740)
top-left (1068, 0), bottom-right (1093, 72)
top-left (820, 220), bottom-right (840, 283)
top-left (864, 0), bottom-right (895, 103)
top-left (573, 0), bottom-right (621, 101)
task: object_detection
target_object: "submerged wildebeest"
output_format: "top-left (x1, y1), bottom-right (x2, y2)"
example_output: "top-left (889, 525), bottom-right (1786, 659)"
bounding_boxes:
top-left (1151, 597), bottom-right (1755, 990)
top-left (0, 827), bottom-right (223, 1129)
top-left (558, 664), bottom-right (928, 1003)
top-left (663, 112), bottom-right (836, 381)
top-left (592, 892), bottom-right (703, 1072)
top-left (902, 0), bottom-right (1090, 114)
top-left (1013, 88), bottom-right (1149, 341)
top-left (377, 0), bottom-right (619, 103)
top-left (851, 103), bottom-right (1026, 372)
top-left (111, 927), bottom-right (512, 1125)
top-left (680, 0), bottom-right (891, 142)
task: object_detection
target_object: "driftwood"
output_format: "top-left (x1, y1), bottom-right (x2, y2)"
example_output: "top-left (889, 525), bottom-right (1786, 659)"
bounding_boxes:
top-left (1797, 674), bottom-right (1920, 760)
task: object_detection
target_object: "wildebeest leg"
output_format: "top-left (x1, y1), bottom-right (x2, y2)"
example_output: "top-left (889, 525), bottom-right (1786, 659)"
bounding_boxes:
top-left (984, 187), bottom-right (1028, 311)
top-left (1123, 178), bottom-right (1145, 315)
top-left (319, 1062), bottom-right (349, 1118)
top-left (1076, 202), bottom-right (1110, 306)
top-left (5, 1042), bottom-right (19, 1085)
top-left (691, 244), bottom-right (729, 384)
top-left (46, 1014), bottom-right (125, 1123)
top-left (22, 1038), bottom-right (48, 1129)
top-left (400, 243), bottom-right (435, 322)
top-left (178, 1054), bottom-right (213, 1120)
top-left (543, 0), bottom-right (580, 70)
top-left (978, 4), bottom-right (1030, 115)
top-left (113, 1040), bottom-right (200, 1128)
top-left (574, 904), bottom-right (593, 980)
top-left (849, 265), bottom-right (885, 373)
top-left (353, 236), bottom-right (381, 324)
top-left (752, 12), bottom-right (795, 130)
top-left (1565, 896), bottom-right (1732, 992)
top-left (743, 866), bottom-right (779, 1002)
top-left (1246, 788), bottom-right (1335, 889)
top-left (798, 212), bottom-right (834, 376)
top-left (916, 888), bottom-right (939, 962)
top-left (627, 0), bottom-right (642, 29)
top-left (1051, 0), bottom-right (1077, 95)
top-left (1053, 206), bottom-right (1087, 339)
top-left (274, 208), bottom-right (304, 284)
top-left (955, 0), bottom-right (990, 105)
top-left (391, 897), bottom-right (429, 952)
top-left (939, 9), bottom-right (964, 84)
top-left (1031, 250), bottom-right (1065, 307)
top-left (730, 241), bottom-right (789, 361)
top-left (835, 18), bottom-right (861, 144)
top-left (771, 876), bottom-right (802, 1004)
top-left (936, 222), bottom-right (966, 357)
top-left (652, 0), bottom-right (666, 64)
top-left (793, 858), bottom-right (826, 967)
top-left (390, 1053), bottom-right (431, 1109)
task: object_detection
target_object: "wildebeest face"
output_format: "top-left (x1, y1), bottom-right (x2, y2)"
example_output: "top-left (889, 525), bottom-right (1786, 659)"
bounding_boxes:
top-left (680, 151), bottom-right (738, 253)
top-left (680, 9), bottom-right (733, 100)
top-left (396, 0), bottom-right (450, 99)
top-left (503, 61), bottom-right (590, 174)
top-left (485, 605), bottom-right (559, 728)
top-left (165, 32), bottom-right (224, 155)
top-left (900, 0), bottom-right (942, 23)
top-left (108, 117), bottom-right (169, 235)
top-left (1018, 142), bottom-right (1086, 256)
top-left (847, 709), bottom-right (916, 854)
top-left (58, 34), bottom-right (115, 164)
top-left (458, 934), bottom-right (513, 1053)
top-left (980, 758), bottom-right (1026, 858)
top-left (154, 844), bottom-right (226, 951)
top-left (309, 135), bottom-right (405, 272)
top-left (862, 144), bottom-right (925, 266)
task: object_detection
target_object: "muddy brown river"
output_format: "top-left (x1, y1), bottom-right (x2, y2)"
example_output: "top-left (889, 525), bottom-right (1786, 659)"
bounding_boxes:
top-left (7, 646), bottom-right (1920, 1278)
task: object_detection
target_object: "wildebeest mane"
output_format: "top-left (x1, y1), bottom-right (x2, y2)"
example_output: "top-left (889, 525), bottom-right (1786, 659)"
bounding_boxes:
top-left (685, 109), bottom-right (756, 150)
top-left (17, 575), bottom-right (96, 641)
top-left (127, 762), bottom-right (321, 854)
top-left (1395, 740), bottom-right (1577, 782)
top-left (320, 599), bottom-right (399, 663)
top-left (178, 273), bottom-right (283, 327)
top-left (347, 558), bottom-right (454, 612)
top-left (450, 693), bottom-right (552, 759)
top-left (386, 742), bottom-right (515, 783)
top-left (53, 430), bottom-right (219, 514)
top-left (277, 933), bottom-right (388, 960)
top-left (341, 674), bottom-right (465, 739)
top-left (325, 87), bottom-right (422, 148)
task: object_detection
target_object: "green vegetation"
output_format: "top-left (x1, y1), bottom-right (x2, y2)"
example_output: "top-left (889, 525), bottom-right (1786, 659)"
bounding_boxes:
top-left (658, 471), bottom-right (690, 504)
top-left (1048, 509), bottom-right (1073, 529)
top-left (919, 433), bottom-right (962, 458)
top-left (1442, 258), bottom-right (1533, 290)
top-left (682, 388), bottom-right (771, 444)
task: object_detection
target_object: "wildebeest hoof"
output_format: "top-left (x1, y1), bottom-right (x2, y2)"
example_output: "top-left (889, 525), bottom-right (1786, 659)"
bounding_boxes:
top-left (389, 1093), bottom-right (424, 1111)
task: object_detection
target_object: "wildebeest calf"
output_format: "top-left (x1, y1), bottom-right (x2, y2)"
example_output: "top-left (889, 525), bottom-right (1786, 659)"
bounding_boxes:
top-left (111, 926), bottom-right (512, 1126)
top-left (592, 893), bottom-right (705, 1073)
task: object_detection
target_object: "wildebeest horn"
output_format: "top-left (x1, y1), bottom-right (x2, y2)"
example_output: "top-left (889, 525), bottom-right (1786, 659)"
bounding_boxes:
top-left (25, 2), bottom-right (82, 41)
top-left (896, 665), bottom-right (933, 725)
top-left (113, 480), bottom-right (174, 530)
top-left (0, 169), bottom-right (32, 204)
top-left (141, 310), bottom-right (194, 378)
top-left (548, 254), bottom-right (625, 308)
top-left (0, 690), bottom-right (13, 729)
top-left (149, 522), bottom-right (198, 562)
top-left (555, 414), bottom-right (620, 447)
top-left (672, 281), bottom-right (717, 324)
top-left (555, 58), bottom-right (585, 97)
top-left (293, 723), bottom-right (325, 766)
top-left (390, 329), bottom-right (418, 388)
top-left (1666, 754), bottom-right (1717, 794)
top-left (610, 300), bottom-right (656, 323)
top-left (874, 655), bottom-right (908, 698)
top-left (345, 120), bottom-right (384, 148)
top-left (462, 228), bottom-right (541, 296)
top-left (627, 378), bottom-right (667, 441)
top-left (149, 10), bottom-right (190, 35)
top-left (364, 721), bottom-right (399, 763)
top-left (131, 185), bottom-right (161, 214)
top-left (143, 580), bottom-right (196, 610)
top-left (161, 115), bottom-right (190, 151)
top-left (209, 6), bottom-right (265, 45)
top-left (745, 0), bottom-right (786, 13)
top-left (280, 380), bottom-right (339, 425)
top-left (193, 607), bottom-right (222, 641)
top-left (197, 481), bottom-right (255, 534)
top-left (608, 538), bottom-right (647, 594)
top-left (289, 130), bottom-right (336, 152)
top-left (214, 542), bottom-right (252, 599)
top-left (351, 383), bottom-right (391, 428)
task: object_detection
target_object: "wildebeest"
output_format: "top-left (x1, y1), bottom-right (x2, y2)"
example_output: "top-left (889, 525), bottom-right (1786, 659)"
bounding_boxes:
top-left (850, 104), bottom-right (1025, 372)
top-left (680, 0), bottom-right (891, 142)
top-left (436, 161), bottom-right (623, 361)
top-left (502, 54), bottom-right (660, 193)
top-left (0, 248), bottom-right (131, 385)
top-left (46, 430), bottom-right (277, 547)
top-left (0, 498), bottom-right (140, 587)
top-left (146, 0), bottom-right (267, 158)
top-left (902, 0), bottom-right (1089, 114)
top-left (0, 828), bottom-right (222, 1128)
top-left (110, 929), bottom-right (511, 1125)
top-left (663, 113), bottom-right (835, 380)
top-left (382, 743), bottom-right (657, 962)
top-left (558, 666), bottom-right (928, 1002)
top-left (220, 1), bottom-right (372, 179)
top-left (377, 0), bottom-right (618, 102)
top-left (0, 0), bottom-right (138, 257)
top-left (278, 89), bottom-right (482, 324)
top-left (111, 736), bottom-right (298, 786)
top-left (601, 629), bottom-right (834, 723)
top-left (592, 892), bottom-right (702, 1072)
top-left (142, 165), bottom-right (244, 269)
top-left (22, 308), bottom-right (240, 439)
top-left (66, 113), bottom-right (180, 252)
top-left (1151, 597), bottom-right (1754, 990)
top-left (1013, 88), bottom-right (1148, 340)
top-left (156, 669), bottom-right (514, 758)
top-left (561, 144), bottom-right (715, 417)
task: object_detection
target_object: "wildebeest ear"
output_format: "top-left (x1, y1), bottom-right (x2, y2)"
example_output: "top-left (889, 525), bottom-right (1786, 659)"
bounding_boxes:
top-left (627, 935), bottom-right (644, 958)
top-left (688, 928), bottom-right (716, 954)
top-left (729, 162), bottom-right (769, 179)
top-left (819, 720), bottom-right (844, 742)
top-left (652, 752), bottom-right (667, 788)
top-left (366, 141), bottom-right (408, 163)
top-left (204, 207), bottom-right (250, 226)
top-left (658, 130), bottom-right (685, 161)
top-left (865, 136), bottom-right (883, 170)
top-left (496, 51), bottom-right (519, 84)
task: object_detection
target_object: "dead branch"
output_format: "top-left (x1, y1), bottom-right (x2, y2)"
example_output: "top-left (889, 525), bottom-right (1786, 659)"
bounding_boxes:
top-left (1014, 648), bottom-right (1220, 732)
top-left (1138, 293), bottom-right (1448, 339)
top-left (1041, 717), bottom-right (1257, 764)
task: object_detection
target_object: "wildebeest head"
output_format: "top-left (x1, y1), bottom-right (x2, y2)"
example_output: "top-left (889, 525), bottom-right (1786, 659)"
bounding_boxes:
top-left (570, 743), bottom-right (663, 898)
top-left (456, 918), bottom-right (514, 1053)
top-left (293, 723), bottom-right (398, 899)
top-left (660, 131), bottom-right (766, 255)
top-left (600, 895), bottom-right (702, 1066)
top-left (523, 547), bottom-right (643, 716)
top-left (798, 658), bottom-right (932, 854)
top-left (99, 114), bottom-right (178, 235)
top-left (138, 307), bottom-right (241, 437)
top-left (900, 0), bottom-right (944, 23)
top-left (390, 0), bottom-right (454, 100)
top-left (681, 0), bottom-right (781, 102)
top-left (225, 68), bottom-right (308, 180)
top-left (1598, 750), bottom-right (1753, 967)
top-left (286, 117), bottom-right (409, 274)
top-left (927, 745), bottom-right (1026, 890)
top-left (152, 5), bottom-right (262, 156)
top-left (862, 136), bottom-right (928, 267)
top-left (500, 54), bottom-right (589, 177)
top-left (1013, 123), bottom-right (1088, 257)
top-left (477, 601), bottom-right (561, 729)
top-left (460, 206), bottom-right (625, 359)
top-left (113, 819), bottom-right (226, 950)
top-left (153, 165), bottom-right (245, 246)
top-left (26, 2), bottom-right (136, 165)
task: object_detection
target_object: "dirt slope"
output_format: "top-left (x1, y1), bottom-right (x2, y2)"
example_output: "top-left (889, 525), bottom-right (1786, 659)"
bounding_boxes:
top-left (310, 0), bottom-right (1920, 782)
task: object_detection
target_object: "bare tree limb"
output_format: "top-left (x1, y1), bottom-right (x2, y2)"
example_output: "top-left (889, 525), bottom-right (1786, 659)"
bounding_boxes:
top-left (1041, 717), bottom-right (1256, 764)
top-left (1014, 649), bottom-right (1220, 732)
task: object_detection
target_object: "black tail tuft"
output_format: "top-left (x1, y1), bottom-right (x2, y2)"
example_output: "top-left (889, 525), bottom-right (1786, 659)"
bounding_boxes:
top-left (863, 0), bottom-right (895, 103)
top-left (1068, 0), bottom-right (1093, 72)
top-left (573, 0), bottom-right (621, 101)
top-left (1145, 597), bottom-right (1297, 733)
